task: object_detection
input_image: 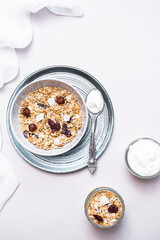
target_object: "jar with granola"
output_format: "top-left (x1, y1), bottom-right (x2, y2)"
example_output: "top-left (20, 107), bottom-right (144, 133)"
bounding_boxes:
top-left (84, 187), bottom-right (125, 229)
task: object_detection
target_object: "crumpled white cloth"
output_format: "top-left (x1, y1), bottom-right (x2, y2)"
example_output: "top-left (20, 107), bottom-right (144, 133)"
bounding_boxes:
top-left (0, 0), bottom-right (84, 88)
top-left (0, 123), bottom-right (20, 211)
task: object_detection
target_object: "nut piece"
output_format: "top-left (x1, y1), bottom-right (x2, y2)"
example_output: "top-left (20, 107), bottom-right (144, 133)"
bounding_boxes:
top-left (56, 96), bottom-right (65, 104)
top-left (22, 107), bottom-right (30, 117)
top-left (29, 123), bottom-right (37, 132)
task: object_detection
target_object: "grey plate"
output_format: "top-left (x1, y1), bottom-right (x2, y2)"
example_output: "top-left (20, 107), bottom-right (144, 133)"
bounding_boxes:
top-left (7, 66), bottom-right (114, 173)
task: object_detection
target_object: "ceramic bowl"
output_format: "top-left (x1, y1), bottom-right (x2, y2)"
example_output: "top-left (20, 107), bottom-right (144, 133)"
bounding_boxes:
top-left (10, 79), bottom-right (88, 156)
top-left (84, 187), bottom-right (125, 229)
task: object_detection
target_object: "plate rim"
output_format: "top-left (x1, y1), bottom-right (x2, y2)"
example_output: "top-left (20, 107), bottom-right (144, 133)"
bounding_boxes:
top-left (6, 65), bottom-right (114, 173)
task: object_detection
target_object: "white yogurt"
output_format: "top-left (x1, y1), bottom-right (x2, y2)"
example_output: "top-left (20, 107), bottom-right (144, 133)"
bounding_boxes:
top-left (86, 89), bottom-right (104, 114)
top-left (127, 139), bottom-right (160, 177)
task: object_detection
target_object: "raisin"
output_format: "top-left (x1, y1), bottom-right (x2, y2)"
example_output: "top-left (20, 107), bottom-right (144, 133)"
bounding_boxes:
top-left (23, 130), bottom-right (29, 138)
top-left (22, 107), bottom-right (30, 117)
top-left (37, 103), bottom-right (46, 109)
top-left (65, 130), bottom-right (72, 137)
top-left (55, 122), bottom-right (60, 131)
top-left (108, 204), bottom-right (118, 213)
top-left (62, 123), bottom-right (67, 134)
top-left (93, 215), bottom-right (103, 222)
top-left (48, 119), bottom-right (56, 129)
top-left (29, 123), bottom-right (37, 132)
top-left (51, 123), bottom-right (60, 133)
top-left (56, 96), bottom-right (65, 104)
top-left (62, 123), bottom-right (71, 137)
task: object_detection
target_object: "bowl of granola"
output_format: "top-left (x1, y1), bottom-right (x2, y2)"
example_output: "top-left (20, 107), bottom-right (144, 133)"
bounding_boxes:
top-left (10, 79), bottom-right (88, 156)
top-left (84, 187), bottom-right (125, 229)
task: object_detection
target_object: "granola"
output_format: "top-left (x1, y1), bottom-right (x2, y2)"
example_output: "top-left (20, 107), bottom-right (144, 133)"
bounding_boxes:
top-left (19, 86), bottom-right (82, 150)
top-left (87, 190), bottom-right (122, 227)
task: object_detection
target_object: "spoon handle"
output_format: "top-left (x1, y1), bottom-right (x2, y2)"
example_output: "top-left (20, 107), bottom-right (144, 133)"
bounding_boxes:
top-left (88, 116), bottom-right (97, 173)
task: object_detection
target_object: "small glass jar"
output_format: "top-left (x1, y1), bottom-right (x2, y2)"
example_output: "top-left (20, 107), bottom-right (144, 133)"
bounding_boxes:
top-left (84, 187), bottom-right (125, 229)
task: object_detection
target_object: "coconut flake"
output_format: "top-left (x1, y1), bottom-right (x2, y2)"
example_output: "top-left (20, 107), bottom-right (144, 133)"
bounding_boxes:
top-left (99, 196), bottom-right (110, 206)
top-left (48, 96), bottom-right (56, 107)
top-left (63, 115), bottom-right (70, 122)
top-left (36, 113), bottom-right (44, 122)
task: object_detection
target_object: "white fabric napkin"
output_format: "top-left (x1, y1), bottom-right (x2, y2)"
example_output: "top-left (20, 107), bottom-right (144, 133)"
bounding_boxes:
top-left (0, 123), bottom-right (20, 211)
top-left (0, 0), bottom-right (84, 88)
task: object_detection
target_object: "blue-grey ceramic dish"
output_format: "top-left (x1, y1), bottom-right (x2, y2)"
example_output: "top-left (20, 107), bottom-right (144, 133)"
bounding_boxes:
top-left (7, 66), bottom-right (114, 173)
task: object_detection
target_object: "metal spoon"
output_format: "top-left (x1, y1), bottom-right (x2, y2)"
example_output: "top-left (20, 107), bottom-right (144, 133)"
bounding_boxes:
top-left (86, 89), bottom-right (104, 173)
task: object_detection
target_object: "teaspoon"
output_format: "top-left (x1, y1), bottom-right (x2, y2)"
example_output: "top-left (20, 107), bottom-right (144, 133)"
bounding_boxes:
top-left (86, 89), bottom-right (104, 173)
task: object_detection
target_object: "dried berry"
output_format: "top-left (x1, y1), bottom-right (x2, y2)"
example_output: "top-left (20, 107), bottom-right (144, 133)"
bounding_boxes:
top-left (22, 107), bottom-right (30, 117)
top-left (62, 123), bottom-right (72, 137)
top-left (51, 122), bottom-right (60, 133)
top-left (56, 96), bottom-right (65, 104)
top-left (37, 103), bottom-right (46, 109)
top-left (23, 130), bottom-right (29, 138)
top-left (48, 119), bottom-right (60, 132)
top-left (62, 123), bottom-right (67, 131)
top-left (29, 123), bottom-right (37, 132)
top-left (55, 122), bottom-right (60, 131)
top-left (48, 119), bottom-right (56, 129)
top-left (65, 130), bottom-right (72, 137)
top-left (108, 204), bottom-right (118, 213)
top-left (62, 123), bottom-right (67, 134)
top-left (93, 215), bottom-right (103, 222)
top-left (67, 116), bottom-right (72, 123)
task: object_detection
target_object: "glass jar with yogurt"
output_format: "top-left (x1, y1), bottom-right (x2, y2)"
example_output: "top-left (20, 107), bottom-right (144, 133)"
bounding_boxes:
top-left (126, 138), bottom-right (160, 179)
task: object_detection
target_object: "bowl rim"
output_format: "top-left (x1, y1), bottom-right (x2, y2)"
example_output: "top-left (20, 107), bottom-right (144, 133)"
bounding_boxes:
top-left (10, 78), bottom-right (88, 156)
top-left (125, 137), bottom-right (160, 179)
top-left (84, 186), bottom-right (125, 229)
